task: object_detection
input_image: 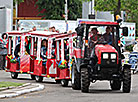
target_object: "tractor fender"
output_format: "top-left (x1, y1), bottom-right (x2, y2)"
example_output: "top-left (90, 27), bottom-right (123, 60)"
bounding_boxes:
top-left (80, 63), bottom-right (88, 70)
top-left (72, 56), bottom-right (80, 73)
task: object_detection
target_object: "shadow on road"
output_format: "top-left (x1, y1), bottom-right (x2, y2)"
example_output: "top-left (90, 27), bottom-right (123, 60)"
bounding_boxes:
top-left (17, 78), bottom-right (33, 80)
top-left (89, 89), bottom-right (123, 94)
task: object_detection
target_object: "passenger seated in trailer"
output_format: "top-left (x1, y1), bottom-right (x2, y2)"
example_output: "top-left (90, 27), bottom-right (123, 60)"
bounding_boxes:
top-left (64, 39), bottom-right (69, 61)
top-left (40, 39), bottom-right (48, 66)
top-left (14, 38), bottom-right (21, 65)
top-left (34, 42), bottom-right (37, 56)
top-left (25, 36), bottom-right (31, 54)
top-left (51, 41), bottom-right (56, 59)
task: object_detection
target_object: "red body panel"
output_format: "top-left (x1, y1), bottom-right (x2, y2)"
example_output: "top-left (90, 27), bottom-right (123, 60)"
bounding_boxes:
top-left (59, 68), bottom-right (70, 79)
top-left (74, 48), bottom-right (81, 58)
top-left (33, 60), bottom-right (43, 76)
top-left (95, 44), bottom-right (118, 64)
top-left (74, 48), bottom-right (84, 59)
top-left (47, 59), bottom-right (57, 77)
top-left (10, 62), bottom-right (19, 72)
top-left (20, 55), bottom-right (30, 72)
top-left (30, 55), bottom-right (36, 72)
top-left (6, 54), bottom-right (11, 71)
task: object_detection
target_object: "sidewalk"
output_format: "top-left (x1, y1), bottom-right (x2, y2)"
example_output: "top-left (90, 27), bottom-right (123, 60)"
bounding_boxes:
top-left (0, 83), bottom-right (44, 99)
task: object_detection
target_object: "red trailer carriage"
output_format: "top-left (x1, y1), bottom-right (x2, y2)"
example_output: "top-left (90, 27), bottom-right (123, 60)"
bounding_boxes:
top-left (5, 31), bottom-right (59, 80)
top-left (55, 33), bottom-right (77, 86)
top-left (28, 31), bottom-right (77, 83)
top-left (5, 30), bottom-right (77, 85)
top-left (28, 31), bottom-right (60, 82)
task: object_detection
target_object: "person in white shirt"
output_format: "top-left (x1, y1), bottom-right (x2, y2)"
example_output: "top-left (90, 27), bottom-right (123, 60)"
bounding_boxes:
top-left (133, 39), bottom-right (138, 52)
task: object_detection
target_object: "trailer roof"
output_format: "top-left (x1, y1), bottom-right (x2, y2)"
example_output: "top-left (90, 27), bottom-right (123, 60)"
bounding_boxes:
top-left (7, 31), bottom-right (59, 37)
top-left (7, 31), bottom-right (26, 35)
top-left (29, 31), bottom-right (59, 37)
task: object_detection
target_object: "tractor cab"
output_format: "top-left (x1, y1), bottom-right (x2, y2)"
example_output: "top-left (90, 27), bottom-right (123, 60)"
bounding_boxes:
top-left (72, 19), bottom-right (131, 93)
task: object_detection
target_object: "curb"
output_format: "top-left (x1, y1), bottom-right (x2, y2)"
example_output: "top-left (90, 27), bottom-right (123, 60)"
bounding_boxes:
top-left (0, 83), bottom-right (44, 99)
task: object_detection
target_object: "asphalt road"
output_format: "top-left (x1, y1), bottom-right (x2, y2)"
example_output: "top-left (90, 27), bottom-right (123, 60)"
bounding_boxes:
top-left (0, 70), bottom-right (138, 102)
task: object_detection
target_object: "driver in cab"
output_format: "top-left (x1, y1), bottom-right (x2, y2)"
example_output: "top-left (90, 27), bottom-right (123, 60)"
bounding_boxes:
top-left (88, 28), bottom-right (100, 55)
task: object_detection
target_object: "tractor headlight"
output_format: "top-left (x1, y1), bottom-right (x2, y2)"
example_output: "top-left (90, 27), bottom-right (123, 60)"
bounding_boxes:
top-left (111, 54), bottom-right (116, 59)
top-left (103, 53), bottom-right (109, 59)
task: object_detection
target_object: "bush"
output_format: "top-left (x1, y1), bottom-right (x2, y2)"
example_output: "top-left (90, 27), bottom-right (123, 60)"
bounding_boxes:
top-left (125, 45), bottom-right (134, 52)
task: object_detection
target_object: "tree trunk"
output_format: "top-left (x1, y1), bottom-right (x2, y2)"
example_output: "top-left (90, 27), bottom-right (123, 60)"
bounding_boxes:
top-left (114, 0), bottom-right (121, 21)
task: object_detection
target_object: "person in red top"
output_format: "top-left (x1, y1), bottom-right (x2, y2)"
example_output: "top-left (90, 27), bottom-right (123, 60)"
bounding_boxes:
top-left (88, 28), bottom-right (100, 56)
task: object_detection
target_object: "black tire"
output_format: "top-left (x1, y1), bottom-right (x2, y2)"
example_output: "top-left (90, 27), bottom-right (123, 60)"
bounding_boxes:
top-left (30, 75), bottom-right (35, 80)
top-left (72, 63), bottom-right (81, 90)
top-left (35, 76), bottom-right (43, 82)
top-left (61, 80), bottom-right (69, 87)
top-left (123, 68), bottom-right (131, 93)
top-left (81, 68), bottom-right (90, 93)
top-left (55, 80), bottom-right (61, 84)
top-left (11, 72), bottom-right (18, 79)
top-left (110, 80), bottom-right (121, 90)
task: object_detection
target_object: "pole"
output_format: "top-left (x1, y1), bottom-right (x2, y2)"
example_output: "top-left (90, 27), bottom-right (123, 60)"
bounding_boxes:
top-left (65, 0), bottom-right (68, 32)
top-left (92, 0), bottom-right (94, 15)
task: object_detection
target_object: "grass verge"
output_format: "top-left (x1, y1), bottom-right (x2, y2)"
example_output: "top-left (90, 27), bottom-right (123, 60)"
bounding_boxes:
top-left (0, 82), bottom-right (23, 88)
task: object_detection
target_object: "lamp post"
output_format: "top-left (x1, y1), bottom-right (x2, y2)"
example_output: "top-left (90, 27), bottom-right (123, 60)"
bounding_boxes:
top-left (89, 0), bottom-right (95, 19)
top-left (65, 0), bottom-right (68, 32)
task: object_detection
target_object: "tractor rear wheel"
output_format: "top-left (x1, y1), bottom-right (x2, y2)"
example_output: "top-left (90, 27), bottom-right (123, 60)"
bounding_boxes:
top-left (72, 63), bottom-right (81, 90)
top-left (110, 80), bottom-right (121, 90)
top-left (81, 68), bottom-right (90, 93)
top-left (123, 68), bottom-right (131, 93)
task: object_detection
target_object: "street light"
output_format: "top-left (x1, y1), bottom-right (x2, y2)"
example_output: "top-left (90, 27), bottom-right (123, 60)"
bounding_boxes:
top-left (65, 0), bottom-right (68, 32)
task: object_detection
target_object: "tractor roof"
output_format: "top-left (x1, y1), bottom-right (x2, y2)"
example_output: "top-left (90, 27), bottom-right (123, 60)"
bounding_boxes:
top-left (78, 19), bottom-right (119, 26)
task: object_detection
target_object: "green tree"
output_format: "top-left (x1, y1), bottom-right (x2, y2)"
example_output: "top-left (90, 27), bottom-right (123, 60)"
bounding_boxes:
top-left (81, 0), bottom-right (138, 35)
top-left (36, 0), bottom-right (82, 20)
top-left (13, 0), bottom-right (24, 5)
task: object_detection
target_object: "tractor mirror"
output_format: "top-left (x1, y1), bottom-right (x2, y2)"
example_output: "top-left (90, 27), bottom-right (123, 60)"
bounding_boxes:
top-left (75, 25), bottom-right (84, 36)
top-left (122, 27), bottom-right (128, 36)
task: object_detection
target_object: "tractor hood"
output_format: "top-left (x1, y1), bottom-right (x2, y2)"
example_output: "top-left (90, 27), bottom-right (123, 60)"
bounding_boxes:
top-left (95, 44), bottom-right (118, 64)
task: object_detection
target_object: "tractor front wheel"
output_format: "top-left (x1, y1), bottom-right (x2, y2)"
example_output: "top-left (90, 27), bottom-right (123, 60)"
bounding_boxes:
top-left (72, 63), bottom-right (81, 90)
top-left (81, 68), bottom-right (90, 93)
top-left (110, 80), bottom-right (121, 90)
top-left (123, 68), bottom-right (131, 93)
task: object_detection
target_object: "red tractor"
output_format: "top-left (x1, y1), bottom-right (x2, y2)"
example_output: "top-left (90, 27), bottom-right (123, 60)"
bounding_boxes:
top-left (71, 20), bottom-right (131, 93)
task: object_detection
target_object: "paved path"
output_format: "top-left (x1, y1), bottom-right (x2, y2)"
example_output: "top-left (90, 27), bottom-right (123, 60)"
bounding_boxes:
top-left (0, 70), bottom-right (138, 102)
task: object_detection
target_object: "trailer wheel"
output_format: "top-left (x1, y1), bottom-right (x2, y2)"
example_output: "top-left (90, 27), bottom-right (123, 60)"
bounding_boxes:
top-left (55, 80), bottom-right (61, 84)
top-left (61, 80), bottom-right (68, 87)
top-left (123, 68), bottom-right (131, 93)
top-left (30, 75), bottom-right (35, 80)
top-left (72, 63), bottom-right (81, 90)
top-left (35, 76), bottom-right (43, 82)
top-left (11, 72), bottom-right (18, 79)
top-left (110, 80), bottom-right (121, 90)
top-left (81, 68), bottom-right (90, 93)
